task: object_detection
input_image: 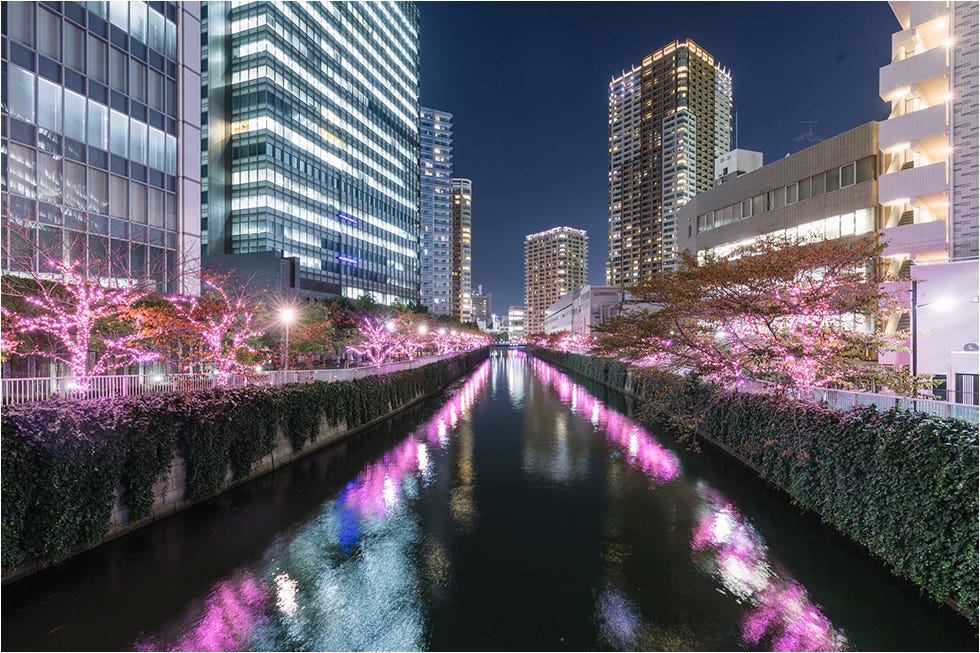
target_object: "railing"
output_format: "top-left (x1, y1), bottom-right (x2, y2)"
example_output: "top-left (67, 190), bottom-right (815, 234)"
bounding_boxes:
top-left (738, 378), bottom-right (978, 423)
top-left (1, 350), bottom-right (479, 405)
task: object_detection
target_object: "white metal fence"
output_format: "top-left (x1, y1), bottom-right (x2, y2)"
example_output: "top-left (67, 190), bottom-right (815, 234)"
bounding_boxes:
top-left (737, 378), bottom-right (978, 423)
top-left (1, 350), bottom-right (477, 405)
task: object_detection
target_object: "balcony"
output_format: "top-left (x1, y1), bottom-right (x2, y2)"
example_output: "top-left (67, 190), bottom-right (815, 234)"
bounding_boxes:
top-left (880, 219), bottom-right (948, 257)
top-left (879, 45), bottom-right (947, 98)
top-left (879, 160), bottom-right (947, 204)
top-left (879, 103), bottom-right (947, 150)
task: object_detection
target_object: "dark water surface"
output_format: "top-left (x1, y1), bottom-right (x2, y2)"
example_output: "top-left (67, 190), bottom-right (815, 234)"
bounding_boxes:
top-left (3, 350), bottom-right (976, 651)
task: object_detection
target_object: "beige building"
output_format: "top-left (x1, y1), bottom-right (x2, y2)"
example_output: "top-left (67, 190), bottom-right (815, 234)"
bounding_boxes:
top-left (607, 39), bottom-right (732, 286)
top-left (524, 227), bottom-right (588, 336)
top-left (451, 179), bottom-right (473, 322)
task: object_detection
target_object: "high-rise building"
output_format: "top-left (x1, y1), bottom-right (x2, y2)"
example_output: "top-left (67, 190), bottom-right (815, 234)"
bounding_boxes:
top-left (451, 178), bottom-right (472, 321)
top-left (471, 284), bottom-right (491, 327)
top-left (419, 107), bottom-right (454, 315)
top-left (202, 1), bottom-right (420, 304)
top-left (524, 226), bottom-right (588, 336)
top-left (607, 39), bottom-right (732, 286)
top-left (2, 1), bottom-right (201, 295)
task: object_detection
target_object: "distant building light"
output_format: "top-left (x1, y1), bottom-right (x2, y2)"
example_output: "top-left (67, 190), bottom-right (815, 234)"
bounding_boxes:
top-left (337, 255), bottom-right (359, 266)
top-left (337, 211), bottom-right (358, 224)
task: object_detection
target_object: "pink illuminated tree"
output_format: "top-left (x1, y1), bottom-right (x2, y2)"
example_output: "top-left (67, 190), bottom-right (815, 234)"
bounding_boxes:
top-left (597, 234), bottom-right (908, 394)
top-left (346, 316), bottom-right (403, 365)
top-left (2, 258), bottom-right (158, 388)
top-left (166, 273), bottom-right (264, 379)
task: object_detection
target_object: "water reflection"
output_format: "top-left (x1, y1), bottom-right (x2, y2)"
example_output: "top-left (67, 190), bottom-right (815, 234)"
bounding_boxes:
top-left (692, 483), bottom-right (848, 651)
top-left (526, 353), bottom-right (680, 486)
top-left (525, 354), bottom-right (849, 652)
top-left (138, 361), bottom-right (491, 651)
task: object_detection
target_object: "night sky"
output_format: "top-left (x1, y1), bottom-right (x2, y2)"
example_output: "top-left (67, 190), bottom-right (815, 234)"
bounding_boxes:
top-left (418, 1), bottom-right (897, 314)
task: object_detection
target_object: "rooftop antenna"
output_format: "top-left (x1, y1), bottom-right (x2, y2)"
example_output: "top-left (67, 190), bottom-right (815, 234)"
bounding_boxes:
top-left (793, 120), bottom-right (822, 147)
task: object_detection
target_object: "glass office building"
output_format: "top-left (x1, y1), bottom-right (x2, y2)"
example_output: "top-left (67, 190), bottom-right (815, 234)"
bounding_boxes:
top-left (2, 1), bottom-right (201, 294)
top-left (203, 1), bottom-right (421, 304)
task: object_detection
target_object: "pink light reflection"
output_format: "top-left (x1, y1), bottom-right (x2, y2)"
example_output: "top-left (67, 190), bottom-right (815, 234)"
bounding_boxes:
top-left (526, 355), bottom-right (680, 485)
top-left (692, 485), bottom-right (848, 651)
top-left (341, 360), bottom-right (491, 520)
top-left (173, 573), bottom-right (269, 652)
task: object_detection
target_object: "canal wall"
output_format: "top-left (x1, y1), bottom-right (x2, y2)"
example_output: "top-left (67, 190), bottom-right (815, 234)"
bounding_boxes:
top-left (1, 348), bottom-right (489, 584)
top-left (529, 347), bottom-right (979, 626)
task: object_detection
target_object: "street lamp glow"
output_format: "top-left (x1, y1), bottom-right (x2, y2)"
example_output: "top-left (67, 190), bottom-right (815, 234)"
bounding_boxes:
top-left (385, 320), bottom-right (396, 332)
top-left (439, 327), bottom-right (447, 336)
top-left (279, 306), bottom-right (298, 372)
top-left (417, 324), bottom-right (428, 335)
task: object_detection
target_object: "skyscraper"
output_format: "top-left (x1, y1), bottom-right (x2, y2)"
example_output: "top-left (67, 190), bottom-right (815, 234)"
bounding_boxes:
top-left (419, 107), bottom-right (454, 316)
top-left (2, 1), bottom-right (201, 294)
top-left (607, 39), bottom-right (732, 286)
top-left (470, 284), bottom-right (492, 327)
top-left (202, 1), bottom-right (420, 304)
top-left (524, 227), bottom-right (588, 336)
top-left (451, 178), bottom-right (472, 322)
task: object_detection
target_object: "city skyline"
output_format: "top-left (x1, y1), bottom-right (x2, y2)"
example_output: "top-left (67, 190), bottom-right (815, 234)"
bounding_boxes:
top-left (420, 1), bottom-right (896, 310)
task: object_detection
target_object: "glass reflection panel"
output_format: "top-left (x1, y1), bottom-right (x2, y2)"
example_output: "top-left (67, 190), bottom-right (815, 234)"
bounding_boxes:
top-left (8, 66), bottom-right (36, 123)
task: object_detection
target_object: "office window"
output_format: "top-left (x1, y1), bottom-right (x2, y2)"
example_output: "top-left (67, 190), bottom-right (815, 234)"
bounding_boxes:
top-left (130, 1), bottom-right (147, 42)
top-left (64, 90), bottom-right (87, 143)
top-left (811, 173), bottom-right (826, 196)
top-left (148, 69), bottom-right (165, 112)
top-left (7, 66), bottom-right (36, 123)
top-left (826, 168), bottom-right (840, 192)
top-left (38, 8), bottom-right (62, 61)
top-left (87, 100), bottom-right (109, 150)
top-left (110, 47), bottom-right (128, 92)
top-left (88, 168), bottom-right (109, 213)
top-left (88, 35), bottom-right (108, 84)
top-left (147, 8), bottom-right (165, 53)
top-left (8, 144), bottom-right (37, 198)
top-left (110, 174), bottom-right (128, 218)
top-left (752, 193), bottom-right (765, 215)
top-left (148, 187), bottom-right (164, 226)
top-left (786, 182), bottom-right (798, 204)
top-left (130, 181), bottom-right (147, 223)
top-left (110, 110), bottom-right (128, 156)
top-left (64, 21), bottom-right (86, 72)
top-left (37, 152), bottom-right (62, 203)
top-left (37, 79), bottom-right (63, 133)
top-left (840, 162), bottom-right (856, 187)
top-left (856, 156), bottom-right (875, 183)
top-left (740, 198), bottom-right (751, 219)
top-left (130, 119), bottom-right (147, 164)
top-left (8, 2), bottom-right (35, 47)
top-left (64, 161), bottom-right (87, 209)
top-left (130, 60), bottom-right (147, 102)
top-left (109, 1), bottom-right (129, 30)
top-left (798, 176), bottom-right (812, 201)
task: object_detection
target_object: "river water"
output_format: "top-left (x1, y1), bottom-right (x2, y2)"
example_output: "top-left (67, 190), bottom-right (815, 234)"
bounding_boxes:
top-left (2, 349), bottom-right (976, 651)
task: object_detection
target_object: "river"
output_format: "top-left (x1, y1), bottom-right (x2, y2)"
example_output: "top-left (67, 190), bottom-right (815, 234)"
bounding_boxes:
top-left (2, 349), bottom-right (975, 651)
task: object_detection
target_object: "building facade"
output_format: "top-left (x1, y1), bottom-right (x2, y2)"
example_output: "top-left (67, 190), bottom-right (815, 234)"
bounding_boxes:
top-left (879, 1), bottom-right (978, 402)
top-left (450, 177), bottom-right (472, 322)
top-left (607, 39), bottom-right (732, 287)
top-left (470, 284), bottom-right (491, 328)
top-left (419, 107), bottom-right (453, 315)
top-left (202, 1), bottom-right (420, 304)
top-left (507, 305), bottom-right (525, 341)
top-left (544, 285), bottom-right (624, 335)
top-left (2, 1), bottom-right (201, 294)
top-left (524, 226), bottom-right (588, 336)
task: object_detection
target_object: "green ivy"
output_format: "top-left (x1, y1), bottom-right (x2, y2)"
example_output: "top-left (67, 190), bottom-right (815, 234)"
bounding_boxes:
top-left (532, 347), bottom-right (979, 625)
top-left (1, 349), bottom-right (488, 576)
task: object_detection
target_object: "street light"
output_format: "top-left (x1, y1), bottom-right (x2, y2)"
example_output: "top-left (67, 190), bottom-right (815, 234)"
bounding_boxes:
top-left (280, 307), bottom-right (297, 372)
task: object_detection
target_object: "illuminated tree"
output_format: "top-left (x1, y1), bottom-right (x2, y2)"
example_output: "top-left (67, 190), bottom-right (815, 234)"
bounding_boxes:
top-left (346, 316), bottom-right (402, 365)
top-left (2, 258), bottom-right (158, 387)
top-left (597, 234), bottom-right (908, 394)
top-left (167, 273), bottom-right (264, 379)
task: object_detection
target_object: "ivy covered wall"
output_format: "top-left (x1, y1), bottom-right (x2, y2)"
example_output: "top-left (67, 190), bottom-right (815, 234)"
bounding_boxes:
top-left (2, 349), bottom-right (488, 578)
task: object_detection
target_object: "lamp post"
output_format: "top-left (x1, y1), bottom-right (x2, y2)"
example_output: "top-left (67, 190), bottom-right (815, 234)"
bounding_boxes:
top-left (280, 307), bottom-right (297, 372)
